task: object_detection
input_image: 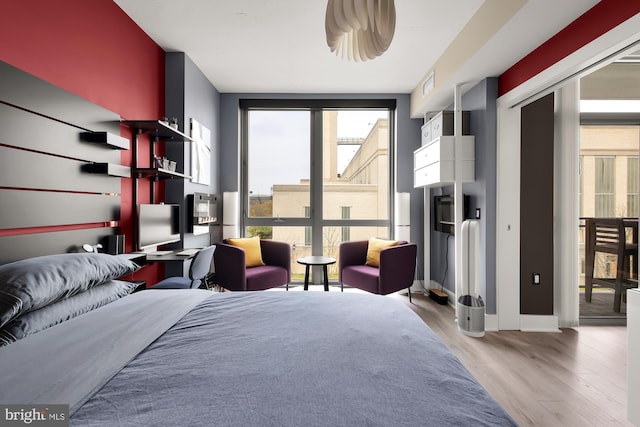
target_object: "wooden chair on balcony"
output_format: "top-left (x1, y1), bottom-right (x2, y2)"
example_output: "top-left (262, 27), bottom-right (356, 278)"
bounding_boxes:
top-left (584, 217), bottom-right (638, 312)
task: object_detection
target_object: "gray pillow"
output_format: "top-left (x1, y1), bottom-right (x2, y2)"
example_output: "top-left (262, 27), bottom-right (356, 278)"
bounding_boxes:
top-left (0, 280), bottom-right (138, 346)
top-left (0, 253), bottom-right (139, 328)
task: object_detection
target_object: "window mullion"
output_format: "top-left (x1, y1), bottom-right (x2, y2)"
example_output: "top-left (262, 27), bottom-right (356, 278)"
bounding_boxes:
top-left (311, 108), bottom-right (323, 258)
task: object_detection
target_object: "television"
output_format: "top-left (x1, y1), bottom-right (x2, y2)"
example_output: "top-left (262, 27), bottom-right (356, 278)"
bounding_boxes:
top-left (433, 194), bottom-right (470, 235)
top-left (137, 204), bottom-right (181, 250)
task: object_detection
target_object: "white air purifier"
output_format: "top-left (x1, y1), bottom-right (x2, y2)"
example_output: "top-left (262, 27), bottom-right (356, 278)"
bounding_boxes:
top-left (457, 219), bottom-right (485, 337)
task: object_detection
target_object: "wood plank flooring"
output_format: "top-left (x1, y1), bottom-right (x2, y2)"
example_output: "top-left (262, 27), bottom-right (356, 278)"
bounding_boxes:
top-left (394, 292), bottom-right (632, 427)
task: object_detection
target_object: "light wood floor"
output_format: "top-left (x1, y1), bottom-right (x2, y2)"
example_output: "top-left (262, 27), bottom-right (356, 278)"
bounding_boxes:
top-left (394, 292), bottom-right (632, 427)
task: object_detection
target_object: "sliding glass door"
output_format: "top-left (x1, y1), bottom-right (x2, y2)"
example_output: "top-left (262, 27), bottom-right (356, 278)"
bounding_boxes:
top-left (241, 100), bottom-right (394, 286)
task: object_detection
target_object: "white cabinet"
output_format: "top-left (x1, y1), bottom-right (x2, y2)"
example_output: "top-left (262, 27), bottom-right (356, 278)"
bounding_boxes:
top-left (629, 288), bottom-right (640, 425)
top-left (414, 138), bottom-right (453, 169)
top-left (421, 121), bottom-right (432, 144)
top-left (420, 111), bottom-right (470, 146)
top-left (413, 135), bottom-right (475, 188)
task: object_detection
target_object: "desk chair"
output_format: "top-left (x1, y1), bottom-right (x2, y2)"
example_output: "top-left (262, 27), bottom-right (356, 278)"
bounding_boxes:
top-left (150, 245), bottom-right (216, 289)
top-left (584, 218), bottom-right (637, 312)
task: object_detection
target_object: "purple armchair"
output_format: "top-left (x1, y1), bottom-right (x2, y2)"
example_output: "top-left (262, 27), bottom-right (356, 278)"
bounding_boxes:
top-left (339, 240), bottom-right (417, 302)
top-left (213, 239), bottom-right (291, 291)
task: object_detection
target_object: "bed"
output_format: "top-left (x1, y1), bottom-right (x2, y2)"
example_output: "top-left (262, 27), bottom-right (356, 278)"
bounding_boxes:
top-left (0, 253), bottom-right (516, 426)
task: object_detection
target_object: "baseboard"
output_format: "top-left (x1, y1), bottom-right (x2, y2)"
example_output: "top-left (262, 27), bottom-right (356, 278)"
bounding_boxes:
top-left (484, 314), bottom-right (498, 331)
top-left (410, 279), bottom-right (424, 292)
top-left (519, 314), bottom-right (560, 332)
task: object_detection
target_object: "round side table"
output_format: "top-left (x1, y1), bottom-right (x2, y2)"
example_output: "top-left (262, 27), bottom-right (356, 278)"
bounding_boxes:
top-left (296, 256), bottom-right (336, 291)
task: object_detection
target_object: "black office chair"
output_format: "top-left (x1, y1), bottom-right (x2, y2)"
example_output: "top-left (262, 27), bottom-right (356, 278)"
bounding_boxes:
top-left (150, 245), bottom-right (216, 289)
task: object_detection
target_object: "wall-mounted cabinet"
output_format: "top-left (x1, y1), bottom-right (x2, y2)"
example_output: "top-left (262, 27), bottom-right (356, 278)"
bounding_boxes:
top-left (414, 136), bottom-right (474, 188)
top-left (421, 111), bottom-right (470, 146)
top-left (415, 110), bottom-right (474, 188)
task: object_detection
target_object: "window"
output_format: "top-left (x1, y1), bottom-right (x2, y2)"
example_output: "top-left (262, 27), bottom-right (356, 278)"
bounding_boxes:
top-left (247, 110), bottom-right (310, 219)
top-left (594, 156), bottom-right (615, 217)
top-left (304, 206), bottom-right (311, 246)
top-left (341, 206), bottom-right (350, 241)
top-left (628, 156), bottom-right (638, 217)
top-left (241, 99), bottom-right (395, 283)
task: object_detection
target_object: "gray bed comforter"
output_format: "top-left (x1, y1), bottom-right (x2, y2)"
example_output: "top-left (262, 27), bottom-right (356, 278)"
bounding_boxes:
top-left (0, 290), bottom-right (517, 426)
top-left (75, 291), bottom-right (515, 426)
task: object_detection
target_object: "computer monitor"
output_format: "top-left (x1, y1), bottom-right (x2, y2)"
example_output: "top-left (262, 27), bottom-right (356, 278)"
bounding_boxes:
top-left (137, 204), bottom-right (181, 250)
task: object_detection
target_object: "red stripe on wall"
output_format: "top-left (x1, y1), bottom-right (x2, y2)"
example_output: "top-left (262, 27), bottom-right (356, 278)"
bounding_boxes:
top-left (0, 223), bottom-right (116, 238)
top-left (0, 0), bottom-right (164, 120)
top-left (498, 0), bottom-right (640, 96)
top-left (0, 0), bottom-right (165, 282)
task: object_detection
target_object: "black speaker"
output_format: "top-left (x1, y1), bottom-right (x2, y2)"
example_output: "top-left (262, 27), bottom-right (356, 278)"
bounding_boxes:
top-left (105, 234), bottom-right (125, 255)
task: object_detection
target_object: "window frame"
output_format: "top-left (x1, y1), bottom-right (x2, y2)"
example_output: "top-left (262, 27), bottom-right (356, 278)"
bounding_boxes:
top-left (239, 99), bottom-right (396, 260)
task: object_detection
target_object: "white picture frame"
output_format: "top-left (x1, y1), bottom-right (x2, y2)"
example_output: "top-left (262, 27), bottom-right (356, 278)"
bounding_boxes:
top-left (190, 118), bottom-right (211, 185)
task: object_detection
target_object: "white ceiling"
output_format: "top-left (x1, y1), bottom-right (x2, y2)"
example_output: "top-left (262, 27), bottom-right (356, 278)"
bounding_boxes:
top-left (113, 0), bottom-right (600, 105)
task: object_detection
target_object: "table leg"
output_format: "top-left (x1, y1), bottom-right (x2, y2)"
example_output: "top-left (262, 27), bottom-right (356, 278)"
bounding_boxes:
top-left (304, 265), bottom-right (310, 291)
top-left (323, 265), bottom-right (329, 292)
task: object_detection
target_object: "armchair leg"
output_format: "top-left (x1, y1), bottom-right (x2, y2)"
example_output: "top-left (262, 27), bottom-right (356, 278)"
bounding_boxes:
top-left (286, 282), bottom-right (289, 291)
top-left (407, 287), bottom-right (412, 303)
top-left (341, 282), bottom-right (344, 292)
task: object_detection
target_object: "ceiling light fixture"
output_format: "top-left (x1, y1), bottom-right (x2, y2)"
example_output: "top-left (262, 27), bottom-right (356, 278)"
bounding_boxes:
top-left (325, 0), bottom-right (396, 62)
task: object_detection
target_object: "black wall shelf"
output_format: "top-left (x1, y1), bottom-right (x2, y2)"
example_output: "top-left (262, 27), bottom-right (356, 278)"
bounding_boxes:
top-left (122, 119), bottom-right (193, 249)
top-left (134, 167), bottom-right (191, 180)
top-left (80, 131), bottom-right (129, 150)
top-left (82, 162), bottom-right (131, 178)
top-left (122, 120), bottom-right (193, 142)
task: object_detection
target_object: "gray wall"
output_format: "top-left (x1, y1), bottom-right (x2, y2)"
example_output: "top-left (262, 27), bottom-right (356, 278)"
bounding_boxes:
top-left (429, 78), bottom-right (498, 313)
top-left (165, 53), bottom-right (221, 265)
top-left (219, 93), bottom-right (424, 276)
top-left (165, 69), bottom-right (497, 301)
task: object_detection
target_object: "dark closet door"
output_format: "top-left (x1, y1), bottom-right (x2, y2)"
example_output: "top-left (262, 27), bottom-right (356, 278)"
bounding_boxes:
top-left (520, 93), bottom-right (554, 315)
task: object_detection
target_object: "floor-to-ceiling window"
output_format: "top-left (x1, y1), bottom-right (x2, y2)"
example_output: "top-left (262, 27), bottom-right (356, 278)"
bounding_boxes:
top-left (241, 99), bottom-right (395, 287)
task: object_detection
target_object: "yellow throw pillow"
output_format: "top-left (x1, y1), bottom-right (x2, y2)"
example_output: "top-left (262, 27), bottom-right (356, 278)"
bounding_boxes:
top-left (365, 237), bottom-right (398, 267)
top-left (228, 236), bottom-right (265, 268)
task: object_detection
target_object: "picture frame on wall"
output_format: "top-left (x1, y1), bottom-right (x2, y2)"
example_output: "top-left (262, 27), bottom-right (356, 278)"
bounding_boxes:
top-left (190, 118), bottom-right (211, 185)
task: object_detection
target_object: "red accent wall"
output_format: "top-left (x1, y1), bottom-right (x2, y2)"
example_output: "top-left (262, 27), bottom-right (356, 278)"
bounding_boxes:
top-left (499, 0), bottom-right (640, 96)
top-left (0, 0), bottom-right (165, 284)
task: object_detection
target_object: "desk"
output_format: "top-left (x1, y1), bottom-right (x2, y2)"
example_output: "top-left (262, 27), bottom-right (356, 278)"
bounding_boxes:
top-left (135, 250), bottom-right (198, 281)
top-left (116, 253), bottom-right (147, 267)
top-left (139, 250), bottom-right (196, 263)
top-left (115, 254), bottom-right (147, 291)
top-left (297, 256), bottom-right (336, 292)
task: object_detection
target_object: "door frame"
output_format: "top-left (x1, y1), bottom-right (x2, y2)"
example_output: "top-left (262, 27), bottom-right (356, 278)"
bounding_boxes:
top-left (495, 17), bottom-right (640, 330)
